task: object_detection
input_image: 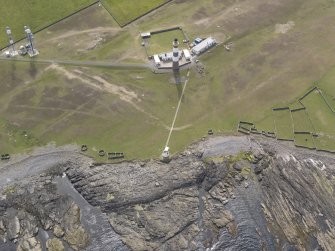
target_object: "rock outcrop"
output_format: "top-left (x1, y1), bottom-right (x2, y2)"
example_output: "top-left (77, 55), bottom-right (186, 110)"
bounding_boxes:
top-left (66, 136), bottom-right (335, 250)
top-left (0, 135), bottom-right (334, 250)
top-left (0, 172), bottom-right (90, 251)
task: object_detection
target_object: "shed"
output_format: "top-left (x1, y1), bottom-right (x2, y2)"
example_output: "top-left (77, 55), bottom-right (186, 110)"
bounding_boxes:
top-left (141, 32), bottom-right (151, 39)
top-left (183, 49), bottom-right (191, 61)
top-left (159, 52), bottom-right (173, 62)
top-left (191, 37), bottom-right (217, 55)
top-left (153, 54), bottom-right (161, 66)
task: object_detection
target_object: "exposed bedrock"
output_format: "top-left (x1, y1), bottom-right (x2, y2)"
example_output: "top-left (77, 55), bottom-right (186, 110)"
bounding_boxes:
top-left (66, 136), bottom-right (335, 251)
top-left (0, 136), bottom-right (334, 250)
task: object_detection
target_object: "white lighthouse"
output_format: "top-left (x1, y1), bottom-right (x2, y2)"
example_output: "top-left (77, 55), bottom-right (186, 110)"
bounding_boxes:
top-left (172, 38), bottom-right (179, 71)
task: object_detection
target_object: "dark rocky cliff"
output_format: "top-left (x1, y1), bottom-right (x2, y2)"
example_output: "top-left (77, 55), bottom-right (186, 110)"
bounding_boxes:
top-left (0, 136), bottom-right (334, 250)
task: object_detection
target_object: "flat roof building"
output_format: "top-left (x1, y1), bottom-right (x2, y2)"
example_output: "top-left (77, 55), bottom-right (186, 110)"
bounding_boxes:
top-left (183, 49), bottom-right (191, 61)
top-left (159, 52), bottom-right (173, 62)
top-left (191, 37), bottom-right (217, 55)
top-left (153, 54), bottom-right (161, 66)
top-left (141, 32), bottom-right (151, 39)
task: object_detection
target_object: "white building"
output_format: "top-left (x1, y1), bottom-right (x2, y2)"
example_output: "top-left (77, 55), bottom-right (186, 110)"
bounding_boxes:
top-left (153, 54), bottom-right (161, 66)
top-left (183, 49), bottom-right (191, 61)
top-left (159, 52), bottom-right (173, 62)
top-left (141, 32), bottom-right (151, 39)
top-left (191, 37), bottom-right (217, 55)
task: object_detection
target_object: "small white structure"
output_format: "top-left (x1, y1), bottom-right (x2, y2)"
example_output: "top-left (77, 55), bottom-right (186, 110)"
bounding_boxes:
top-left (141, 32), bottom-right (151, 39)
top-left (153, 54), bottom-right (161, 66)
top-left (161, 146), bottom-right (170, 162)
top-left (183, 49), bottom-right (191, 61)
top-left (159, 52), bottom-right (173, 62)
top-left (191, 37), bottom-right (216, 55)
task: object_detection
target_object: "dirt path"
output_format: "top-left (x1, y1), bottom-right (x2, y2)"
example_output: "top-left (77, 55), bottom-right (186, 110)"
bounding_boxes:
top-left (47, 27), bottom-right (120, 42)
top-left (12, 104), bottom-right (107, 120)
top-left (47, 64), bottom-right (164, 123)
top-left (47, 64), bottom-right (140, 104)
top-left (163, 124), bottom-right (192, 131)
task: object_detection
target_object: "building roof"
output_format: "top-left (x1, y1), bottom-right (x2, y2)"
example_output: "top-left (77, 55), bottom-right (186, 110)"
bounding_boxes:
top-left (159, 52), bottom-right (173, 61)
top-left (153, 54), bottom-right (160, 63)
top-left (183, 49), bottom-right (191, 59)
top-left (141, 32), bottom-right (151, 38)
top-left (192, 37), bottom-right (216, 54)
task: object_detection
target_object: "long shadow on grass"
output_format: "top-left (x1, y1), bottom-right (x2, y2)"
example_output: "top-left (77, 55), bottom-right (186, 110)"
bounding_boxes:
top-left (29, 61), bottom-right (37, 79)
top-left (11, 61), bottom-right (17, 82)
top-left (173, 70), bottom-right (184, 100)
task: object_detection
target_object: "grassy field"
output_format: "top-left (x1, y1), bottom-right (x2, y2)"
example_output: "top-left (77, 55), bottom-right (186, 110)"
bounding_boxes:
top-left (273, 109), bottom-right (294, 140)
top-left (300, 90), bottom-right (335, 136)
top-left (146, 29), bottom-right (187, 56)
top-left (147, 30), bottom-right (188, 56)
top-left (1, 0), bottom-right (335, 160)
top-left (253, 112), bottom-right (275, 133)
top-left (291, 109), bottom-right (315, 132)
top-left (294, 133), bottom-right (315, 149)
top-left (314, 135), bottom-right (335, 152)
top-left (0, 59), bottom-right (188, 159)
top-left (101, 0), bottom-right (168, 26)
top-left (0, 0), bottom-right (96, 48)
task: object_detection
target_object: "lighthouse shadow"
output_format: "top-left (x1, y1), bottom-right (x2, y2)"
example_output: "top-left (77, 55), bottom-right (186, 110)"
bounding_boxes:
top-left (173, 70), bottom-right (182, 98)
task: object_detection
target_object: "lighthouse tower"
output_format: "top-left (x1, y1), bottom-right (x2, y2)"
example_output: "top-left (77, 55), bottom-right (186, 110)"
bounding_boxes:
top-left (172, 38), bottom-right (180, 71)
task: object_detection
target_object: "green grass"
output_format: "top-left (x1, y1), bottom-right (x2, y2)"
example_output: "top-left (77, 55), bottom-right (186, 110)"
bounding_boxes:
top-left (294, 133), bottom-right (315, 149)
top-left (291, 109), bottom-right (315, 132)
top-left (101, 0), bottom-right (168, 26)
top-left (146, 29), bottom-right (186, 56)
top-left (2, 0), bottom-right (335, 160)
top-left (253, 112), bottom-right (275, 133)
top-left (289, 101), bottom-right (305, 111)
top-left (0, 60), bottom-right (187, 159)
top-left (0, 0), bottom-right (96, 47)
top-left (314, 135), bottom-right (335, 152)
top-left (318, 66), bottom-right (335, 98)
top-left (300, 89), bottom-right (335, 136)
top-left (273, 109), bottom-right (294, 140)
top-left (0, 118), bottom-right (41, 154)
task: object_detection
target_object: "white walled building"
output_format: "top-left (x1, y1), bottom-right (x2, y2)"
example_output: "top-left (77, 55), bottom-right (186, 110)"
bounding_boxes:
top-left (191, 37), bottom-right (217, 55)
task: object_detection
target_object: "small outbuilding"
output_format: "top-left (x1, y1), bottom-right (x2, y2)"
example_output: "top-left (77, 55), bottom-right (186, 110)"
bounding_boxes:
top-left (183, 49), bottom-right (191, 61)
top-left (153, 54), bottom-right (161, 66)
top-left (141, 32), bottom-right (151, 39)
top-left (191, 37), bottom-right (217, 55)
top-left (159, 52), bottom-right (173, 62)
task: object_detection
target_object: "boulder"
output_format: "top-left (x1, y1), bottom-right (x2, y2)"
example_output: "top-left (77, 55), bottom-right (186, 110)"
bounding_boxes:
top-left (7, 216), bottom-right (20, 240)
top-left (53, 225), bottom-right (64, 238)
top-left (64, 225), bottom-right (90, 250)
top-left (46, 238), bottom-right (65, 251)
top-left (17, 237), bottom-right (42, 251)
